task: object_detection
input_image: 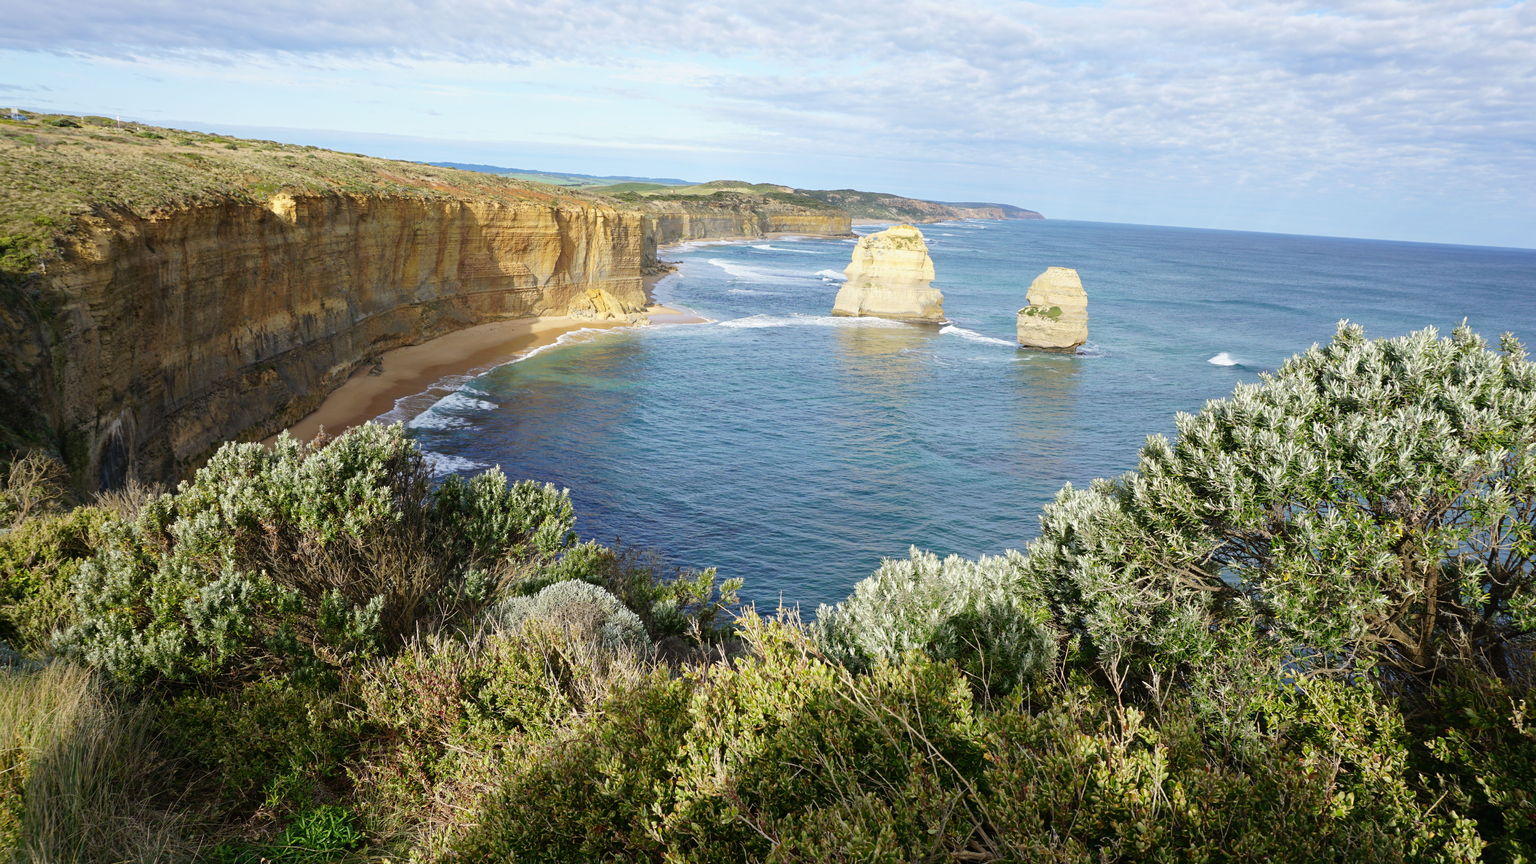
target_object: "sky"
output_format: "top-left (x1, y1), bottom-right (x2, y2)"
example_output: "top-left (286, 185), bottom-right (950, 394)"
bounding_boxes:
top-left (3, 1), bottom-right (1534, 248)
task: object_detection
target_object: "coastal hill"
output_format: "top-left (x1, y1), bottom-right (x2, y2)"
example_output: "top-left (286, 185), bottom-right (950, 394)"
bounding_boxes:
top-left (426, 161), bottom-right (693, 189)
top-left (589, 179), bottom-right (1042, 224)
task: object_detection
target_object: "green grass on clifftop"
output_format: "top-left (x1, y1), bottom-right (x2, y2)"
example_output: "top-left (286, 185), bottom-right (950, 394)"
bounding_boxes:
top-left (0, 114), bottom-right (594, 280)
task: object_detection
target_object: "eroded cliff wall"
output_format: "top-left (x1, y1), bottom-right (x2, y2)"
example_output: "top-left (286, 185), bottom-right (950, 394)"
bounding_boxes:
top-left (17, 193), bottom-right (647, 488)
top-left (638, 198), bottom-right (851, 269)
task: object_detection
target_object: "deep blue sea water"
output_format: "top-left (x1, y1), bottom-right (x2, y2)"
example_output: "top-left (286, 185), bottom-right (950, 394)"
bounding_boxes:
top-left (398, 219), bottom-right (1536, 610)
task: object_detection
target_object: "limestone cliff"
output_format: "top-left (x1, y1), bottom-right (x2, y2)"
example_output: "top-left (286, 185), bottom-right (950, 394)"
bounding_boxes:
top-left (831, 226), bottom-right (945, 322)
top-left (7, 193), bottom-right (646, 488)
top-left (1016, 267), bottom-right (1089, 351)
top-left (634, 195), bottom-right (852, 271)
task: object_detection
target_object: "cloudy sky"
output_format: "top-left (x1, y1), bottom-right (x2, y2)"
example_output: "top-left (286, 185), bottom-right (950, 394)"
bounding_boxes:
top-left (4, 1), bottom-right (1534, 247)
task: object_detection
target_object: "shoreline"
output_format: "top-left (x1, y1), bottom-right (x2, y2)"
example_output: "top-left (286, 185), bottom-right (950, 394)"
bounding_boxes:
top-left (280, 230), bottom-right (840, 443)
top-left (280, 278), bottom-right (705, 442)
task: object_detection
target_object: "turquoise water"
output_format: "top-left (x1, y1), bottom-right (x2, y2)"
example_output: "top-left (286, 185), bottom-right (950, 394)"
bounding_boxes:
top-left (400, 220), bottom-right (1536, 609)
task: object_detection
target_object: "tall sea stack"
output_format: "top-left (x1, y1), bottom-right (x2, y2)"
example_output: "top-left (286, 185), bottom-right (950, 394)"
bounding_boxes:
top-left (1016, 267), bottom-right (1089, 351)
top-left (830, 225), bottom-right (945, 322)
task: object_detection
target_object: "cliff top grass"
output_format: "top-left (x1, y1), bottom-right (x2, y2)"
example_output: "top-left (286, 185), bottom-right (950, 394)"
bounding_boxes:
top-left (590, 178), bottom-right (847, 213)
top-left (0, 113), bottom-right (597, 279)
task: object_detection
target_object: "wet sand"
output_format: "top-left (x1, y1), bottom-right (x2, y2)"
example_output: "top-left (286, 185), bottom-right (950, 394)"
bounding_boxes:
top-left (281, 302), bottom-right (705, 442)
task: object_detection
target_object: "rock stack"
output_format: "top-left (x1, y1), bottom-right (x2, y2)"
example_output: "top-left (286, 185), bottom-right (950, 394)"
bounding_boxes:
top-left (1016, 267), bottom-right (1088, 351)
top-left (831, 225), bottom-right (945, 322)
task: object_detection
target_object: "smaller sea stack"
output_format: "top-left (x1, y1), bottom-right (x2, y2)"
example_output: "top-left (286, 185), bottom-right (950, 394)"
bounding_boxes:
top-left (1017, 267), bottom-right (1089, 351)
top-left (831, 225), bottom-right (945, 322)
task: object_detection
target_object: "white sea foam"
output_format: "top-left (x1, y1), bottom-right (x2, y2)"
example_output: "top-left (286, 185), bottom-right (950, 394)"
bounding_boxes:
top-left (668, 239), bottom-right (737, 252)
top-left (435, 392), bottom-right (498, 413)
top-left (1208, 352), bottom-right (1243, 366)
top-left (727, 288), bottom-right (782, 296)
top-left (707, 258), bottom-right (804, 284)
top-left (940, 324), bottom-right (1015, 347)
top-left (407, 411), bottom-right (471, 431)
top-left (754, 244), bottom-right (829, 254)
top-left (422, 451), bottom-right (490, 477)
top-left (816, 268), bottom-right (847, 282)
top-left (718, 314), bottom-right (915, 330)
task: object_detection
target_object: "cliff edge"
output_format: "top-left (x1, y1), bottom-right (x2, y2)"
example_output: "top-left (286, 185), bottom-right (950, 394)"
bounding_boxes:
top-left (0, 118), bottom-right (650, 489)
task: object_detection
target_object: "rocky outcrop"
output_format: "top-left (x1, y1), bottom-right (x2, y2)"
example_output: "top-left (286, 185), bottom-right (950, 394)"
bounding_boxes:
top-left (14, 193), bottom-right (647, 488)
top-left (1016, 267), bottom-right (1088, 351)
top-left (831, 225), bottom-right (945, 322)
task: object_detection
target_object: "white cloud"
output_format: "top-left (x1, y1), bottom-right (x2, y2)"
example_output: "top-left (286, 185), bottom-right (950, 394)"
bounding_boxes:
top-left (7, 0), bottom-right (1534, 243)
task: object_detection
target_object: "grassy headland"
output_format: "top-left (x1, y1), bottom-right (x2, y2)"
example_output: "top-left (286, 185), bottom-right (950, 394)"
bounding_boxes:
top-left (0, 114), bottom-right (594, 282)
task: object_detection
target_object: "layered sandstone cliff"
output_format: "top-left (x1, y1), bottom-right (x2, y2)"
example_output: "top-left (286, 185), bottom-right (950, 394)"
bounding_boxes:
top-left (636, 196), bottom-right (851, 270)
top-left (1016, 267), bottom-right (1089, 351)
top-left (831, 225), bottom-right (945, 322)
top-left (13, 193), bottom-right (647, 488)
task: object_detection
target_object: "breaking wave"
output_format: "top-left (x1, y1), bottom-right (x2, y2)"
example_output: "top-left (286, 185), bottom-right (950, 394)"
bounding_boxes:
top-left (422, 450), bottom-right (491, 477)
top-left (940, 324), bottom-right (1015, 347)
top-left (718, 314), bottom-right (915, 330)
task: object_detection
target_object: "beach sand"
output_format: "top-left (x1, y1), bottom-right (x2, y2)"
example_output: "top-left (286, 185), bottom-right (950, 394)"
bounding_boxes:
top-left (281, 302), bottom-right (705, 442)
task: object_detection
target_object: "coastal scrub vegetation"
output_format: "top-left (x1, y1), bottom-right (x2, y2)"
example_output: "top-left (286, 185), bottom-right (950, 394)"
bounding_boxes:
top-left (2, 322), bottom-right (1535, 862)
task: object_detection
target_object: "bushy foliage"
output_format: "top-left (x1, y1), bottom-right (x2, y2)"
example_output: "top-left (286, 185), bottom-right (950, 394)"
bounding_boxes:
top-left (0, 506), bottom-right (109, 652)
top-left (351, 624), bottom-right (654, 855)
top-left (1024, 322), bottom-right (1536, 686)
top-left (1417, 671), bottom-right (1536, 863)
top-left (156, 678), bottom-right (359, 814)
top-left (60, 424), bottom-right (579, 687)
top-left (816, 547), bottom-right (1055, 694)
top-left (209, 804), bottom-right (364, 864)
top-left (979, 678), bottom-right (1484, 863)
top-left (8, 324), bottom-right (1536, 860)
top-left (457, 616), bottom-right (988, 863)
top-left (511, 541), bottom-right (743, 643)
top-left (492, 579), bottom-right (651, 654)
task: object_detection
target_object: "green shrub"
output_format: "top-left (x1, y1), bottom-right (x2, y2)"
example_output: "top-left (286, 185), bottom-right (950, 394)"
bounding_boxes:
top-left (0, 506), bottom-right (110, 651)
top-left (350, 624), bottom-right (649, 853)
top-left (157, 678), bottom-right (359, 815)
top-left (1419, 672), bottom-right (1536, 863)
top-left (1025, 322), bottom-right (1536, 688)
top-left (816, 547), bottom-right (1054, 695)
top-left (507, 540), bottom-right (742, 643)
top-left (492, 580), bottom-right (650, 655)
top-left (458, 616), bottom-right (988, 863)
top-left (61, 424), bottom-right (578, 688)
top-left (978, 680), bottom-right (1484, 863)
top-left (209, 804), bottom-right (364, 864)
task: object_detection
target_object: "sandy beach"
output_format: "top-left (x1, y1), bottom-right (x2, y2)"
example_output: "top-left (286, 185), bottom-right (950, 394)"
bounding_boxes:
top-left (281, 301), bottom-right (705, 442)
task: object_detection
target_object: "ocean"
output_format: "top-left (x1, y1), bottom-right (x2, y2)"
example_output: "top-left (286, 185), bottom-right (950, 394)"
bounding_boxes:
top-left (398, 219), bottom-right (1536, 610)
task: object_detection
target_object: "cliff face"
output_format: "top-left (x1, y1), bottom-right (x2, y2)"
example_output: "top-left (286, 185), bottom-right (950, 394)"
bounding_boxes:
top-left (637, 197), bottom-right (851, 269)
top-left (831, 225), bottom-right (945, 322)
top-left (16, 193), bottom-right (648, 488)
